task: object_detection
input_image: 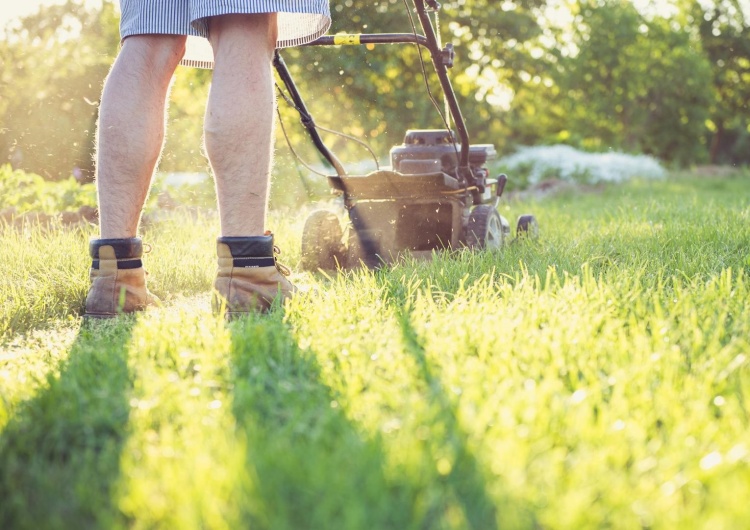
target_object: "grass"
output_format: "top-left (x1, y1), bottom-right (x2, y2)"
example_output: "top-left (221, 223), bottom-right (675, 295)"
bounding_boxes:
top-left (1, 172), bottom-right (749, 529)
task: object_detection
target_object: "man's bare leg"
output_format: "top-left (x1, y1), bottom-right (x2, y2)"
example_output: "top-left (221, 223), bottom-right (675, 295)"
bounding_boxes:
top-left (205, 14), bottom-right (295, 315)
top-left (96, 35), bottom-right (187, 238)
top-left (204, 14), bottom-right (278, 237)
top-left (86, 35), bottom-right (185, 317)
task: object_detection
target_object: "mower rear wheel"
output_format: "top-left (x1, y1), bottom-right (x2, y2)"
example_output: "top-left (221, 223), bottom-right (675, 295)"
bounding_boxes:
top-left (516, 214), bottom-right (539, 240)
top-left (301, 210), bottom-right (345, 271)
top-left (464, 205), bottom-right (505, 249)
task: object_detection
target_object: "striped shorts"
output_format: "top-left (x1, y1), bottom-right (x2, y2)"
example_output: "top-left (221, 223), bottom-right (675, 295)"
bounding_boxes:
top-left (119, 0), bottom-right (331, 68)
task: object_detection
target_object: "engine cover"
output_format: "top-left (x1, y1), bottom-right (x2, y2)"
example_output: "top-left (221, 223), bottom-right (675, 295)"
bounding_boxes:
top-left (390, 129), bottom-right (497, 175)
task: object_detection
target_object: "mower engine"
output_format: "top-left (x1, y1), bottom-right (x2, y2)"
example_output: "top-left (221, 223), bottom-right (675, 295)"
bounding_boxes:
top-left (391, 129), bottom-right (496, 188)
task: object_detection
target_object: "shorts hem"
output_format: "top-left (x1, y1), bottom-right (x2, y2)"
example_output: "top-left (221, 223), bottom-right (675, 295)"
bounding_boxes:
top-left (121, 25), bottom-right (206, 40)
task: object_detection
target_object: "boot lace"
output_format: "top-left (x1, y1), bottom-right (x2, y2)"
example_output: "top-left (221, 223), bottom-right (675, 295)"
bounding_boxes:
top-left (273, 246), bottom-right (291, 277)
top-left (143, 242), bottom-right (153, 275)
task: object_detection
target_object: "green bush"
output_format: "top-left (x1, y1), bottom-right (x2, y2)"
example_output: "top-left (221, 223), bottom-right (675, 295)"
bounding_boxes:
top-left (0, 164), bottom-right (96, 215)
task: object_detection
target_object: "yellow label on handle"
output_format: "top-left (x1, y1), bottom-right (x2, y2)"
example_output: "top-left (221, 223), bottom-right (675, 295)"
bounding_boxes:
top-left (333, 34), bottom-right (361, 45)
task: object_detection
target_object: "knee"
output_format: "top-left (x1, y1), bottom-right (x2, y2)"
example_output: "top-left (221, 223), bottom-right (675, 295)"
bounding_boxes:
top-left (120, 34), bottom-right (188, 77)
top-left (208, 13), bottom-right (278, 60)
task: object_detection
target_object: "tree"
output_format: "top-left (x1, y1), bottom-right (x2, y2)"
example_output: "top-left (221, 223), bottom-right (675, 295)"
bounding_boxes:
top-left (546, 0), bottom-right (713, 164)
top-left (686, 0), bottom-right (750, 164)
top-left (0, 1), bottom-right (119, 180)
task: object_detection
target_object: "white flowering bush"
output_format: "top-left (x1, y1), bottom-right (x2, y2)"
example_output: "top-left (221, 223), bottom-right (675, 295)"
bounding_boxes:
top-left (496, 145), bottom-right (666, 187)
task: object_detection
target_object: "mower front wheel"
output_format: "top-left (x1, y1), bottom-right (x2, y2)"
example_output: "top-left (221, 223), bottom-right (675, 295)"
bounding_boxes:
top-left (516, 214), bottom-right (539, 240)
top-left (464, 205), bottom-right (508, 250)
top-left (301, 210), bottom-right (345, 271)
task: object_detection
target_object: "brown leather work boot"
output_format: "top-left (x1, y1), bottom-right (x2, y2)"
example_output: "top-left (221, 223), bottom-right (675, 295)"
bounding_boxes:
top-left (84, 238), bottom-right (160, 318)
top-left (213, 233), bottom-right (296, 317)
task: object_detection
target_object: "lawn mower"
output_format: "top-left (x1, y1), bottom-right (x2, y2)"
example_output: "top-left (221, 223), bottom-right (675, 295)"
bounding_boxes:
top-left (273, 0), bottom-right (538, 269)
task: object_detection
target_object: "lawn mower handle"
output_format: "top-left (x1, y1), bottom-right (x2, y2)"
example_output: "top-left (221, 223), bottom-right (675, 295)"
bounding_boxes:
top-left (412, 0), bottom-right (473, 183)
top-left (276, 0), bottom-right (475, 183)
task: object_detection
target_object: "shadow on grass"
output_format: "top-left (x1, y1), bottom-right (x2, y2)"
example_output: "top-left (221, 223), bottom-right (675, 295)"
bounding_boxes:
top-left (383, 270), bottom-right (535, 528)
top-left (229, 311), bottom-right (530, 529)
top-left (0, 319), bottom-right (135, 530)
top-left (229, 316), bottom-right (421, 530)
top-left (396, 309), bottom-right (507, 530)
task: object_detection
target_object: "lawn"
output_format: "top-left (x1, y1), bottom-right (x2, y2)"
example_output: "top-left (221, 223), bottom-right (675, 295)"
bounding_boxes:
top-left (1, 172), bottom-right (749, 529)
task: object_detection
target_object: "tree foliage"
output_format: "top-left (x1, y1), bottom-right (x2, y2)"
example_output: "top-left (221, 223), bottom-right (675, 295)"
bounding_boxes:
top-left (549, 1), bottom-right (713, 164)
top-left (688, 0), bottom-right (750, 164)
top-left (0, 0), bottom-right (119, 180)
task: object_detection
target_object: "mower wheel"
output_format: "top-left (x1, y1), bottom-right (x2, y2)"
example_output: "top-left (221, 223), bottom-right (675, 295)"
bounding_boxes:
top-left (464, 205), bottom-right (506, 249)
top-left (516, 214), bottom-right (539, 240)
top-left (301, 210), bottom-right (345, 271)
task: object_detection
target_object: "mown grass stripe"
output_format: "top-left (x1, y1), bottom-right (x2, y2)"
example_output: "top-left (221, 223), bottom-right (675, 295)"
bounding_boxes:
top-left (113, 302), bottom-right (245, 529)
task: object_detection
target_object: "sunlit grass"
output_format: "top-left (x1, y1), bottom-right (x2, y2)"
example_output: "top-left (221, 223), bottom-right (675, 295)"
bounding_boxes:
top-left (114, 302), bottom-right (246, 529)
top-left (0, 224), bottom-right (92, 338)
top-left (0, 173), bottom-right (749, 528)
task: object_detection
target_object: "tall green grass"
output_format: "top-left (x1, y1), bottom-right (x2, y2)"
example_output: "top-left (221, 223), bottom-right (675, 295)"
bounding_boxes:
top-left (1, 173), bottom-right (749, 529)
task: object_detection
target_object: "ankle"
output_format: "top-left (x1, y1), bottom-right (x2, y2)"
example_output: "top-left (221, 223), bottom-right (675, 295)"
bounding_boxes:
top-left (89, 237), bottom-right (144, 269)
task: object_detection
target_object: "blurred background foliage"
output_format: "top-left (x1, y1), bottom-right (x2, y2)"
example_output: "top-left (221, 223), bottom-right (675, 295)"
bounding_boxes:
top-left (0, 0), bottom-right (748, 191)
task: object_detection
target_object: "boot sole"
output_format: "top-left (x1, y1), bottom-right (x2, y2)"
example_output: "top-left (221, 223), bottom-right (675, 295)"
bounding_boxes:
top-left (83, 313), bottom-right (119, 320)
